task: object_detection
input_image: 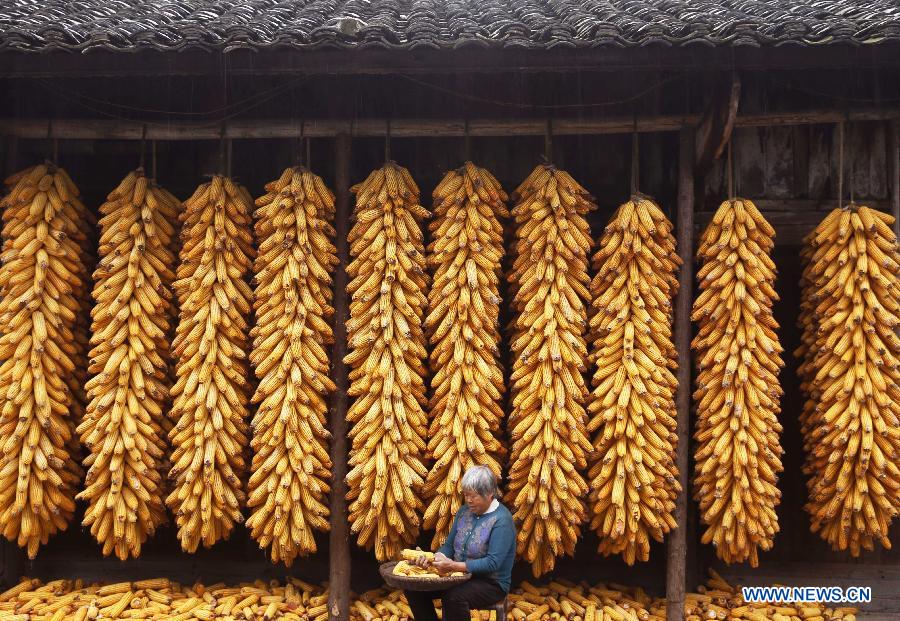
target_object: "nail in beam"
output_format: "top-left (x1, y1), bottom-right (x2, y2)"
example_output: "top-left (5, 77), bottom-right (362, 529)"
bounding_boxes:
top-left (666, 126), bottom-right (695, 621)
top-left (328, 133), bottom-right (352, 621)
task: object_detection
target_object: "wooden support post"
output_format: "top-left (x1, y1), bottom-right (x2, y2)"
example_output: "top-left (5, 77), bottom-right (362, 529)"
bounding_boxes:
top-left (667, 127), bottom-right (695, 621)
top-left (0, 135), bottom-right (25, 588)
top-left (328, 133), bottom-right (352, 621)
top-left (890, 118), bottom-right (899, 236)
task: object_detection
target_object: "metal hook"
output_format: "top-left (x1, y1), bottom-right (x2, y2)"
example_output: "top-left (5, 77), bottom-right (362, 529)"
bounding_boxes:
top-left (630, 113), bottom-right (640, 195)
top-left (305, 136), bottom-right (311, 171)
top-left (227, 139), bottom-right (233, 179)
top-left (846, 111), bottom-right (855, 206)
top-left (151, 140), bottom-right (158, 182)
top-left (139, 124), bottom-right (148, 170)
top-left (219, 122), bottom-right (227, 177)
top-left (464, 119), bottom-right (471, 163)
top-left (837, 121), bottom-right (845, 209)
top-left (727, 138), bottom-right (734, 199)
top-left (295, 119), bottom-right (305, 167)
top-left (46, 119), bottom-right (54, 164)
top-left (544, 118), bottom-right (553, 164)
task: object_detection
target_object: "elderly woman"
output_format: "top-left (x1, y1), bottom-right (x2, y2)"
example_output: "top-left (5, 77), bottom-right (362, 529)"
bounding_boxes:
top-left (405, 466), bottom-right (516, 621)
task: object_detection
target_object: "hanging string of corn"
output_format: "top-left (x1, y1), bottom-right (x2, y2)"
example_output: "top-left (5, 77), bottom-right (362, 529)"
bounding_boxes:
top-left (345, 162), bottom-right (430, 561)
top-left (587, 195), bottom-right (680, 565)
top-left (422, 161), bottom-right (508, 547)
top-left (797, 205), bottom-right (900, 555)
top-left (692, 198), bottom-right (783, 566)
top-left (167, 175), bottom-right (255, 552)
top-left (0, 163), bottom-right (93, 557)
top-left (77, 168), bottom-right (179, 560)
top-left (247, 166), bottom-right (338, 565)
top-left (507, 163), bottom-right (594, 577)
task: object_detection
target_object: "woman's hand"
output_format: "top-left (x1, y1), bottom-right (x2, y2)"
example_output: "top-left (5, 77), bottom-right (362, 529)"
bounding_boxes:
top-left (432, 553), bottom-right (466, 574)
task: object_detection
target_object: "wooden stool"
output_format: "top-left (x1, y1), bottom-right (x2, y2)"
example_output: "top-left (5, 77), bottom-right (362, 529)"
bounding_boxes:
top-left (478, 596), bottom-right (508, 621)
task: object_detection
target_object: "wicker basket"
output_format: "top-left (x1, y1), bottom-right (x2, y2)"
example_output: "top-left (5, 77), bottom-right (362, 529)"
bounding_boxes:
top-left (379, 561), bottom-right (471, 592)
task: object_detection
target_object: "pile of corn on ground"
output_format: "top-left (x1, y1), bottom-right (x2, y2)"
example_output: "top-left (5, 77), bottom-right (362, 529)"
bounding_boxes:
top-left (0, 572), bottom-right (857, 620)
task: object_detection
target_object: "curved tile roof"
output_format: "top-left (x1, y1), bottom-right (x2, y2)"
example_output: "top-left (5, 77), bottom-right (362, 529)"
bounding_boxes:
top-left (0, 0), bottom-right (898, 53)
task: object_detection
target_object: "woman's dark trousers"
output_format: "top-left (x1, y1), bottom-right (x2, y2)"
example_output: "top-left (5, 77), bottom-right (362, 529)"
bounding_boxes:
top-left (404, 577), bottom-right (505, 621)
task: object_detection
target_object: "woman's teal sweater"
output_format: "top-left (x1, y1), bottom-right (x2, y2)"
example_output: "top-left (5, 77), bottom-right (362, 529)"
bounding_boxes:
top-left (437, 502), bottom-right (516, 592)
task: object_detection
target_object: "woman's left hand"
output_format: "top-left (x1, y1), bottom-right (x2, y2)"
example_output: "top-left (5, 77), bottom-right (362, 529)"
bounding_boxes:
top-left (432, 557), bottom-right (466, 574)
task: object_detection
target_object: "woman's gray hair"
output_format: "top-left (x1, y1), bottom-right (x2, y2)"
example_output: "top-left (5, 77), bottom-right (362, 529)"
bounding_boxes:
top-left (461, 465), bottom-right (500, 498)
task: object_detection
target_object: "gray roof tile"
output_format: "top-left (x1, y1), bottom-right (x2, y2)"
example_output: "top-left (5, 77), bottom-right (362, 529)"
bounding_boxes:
top-left (0, 0), bottom-right (897, 53)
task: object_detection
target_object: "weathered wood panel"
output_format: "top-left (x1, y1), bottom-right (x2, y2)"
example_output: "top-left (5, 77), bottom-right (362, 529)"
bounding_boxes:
top-left (0, 66), bottom-right (898, 610)
top-left (704, 121), bottom-right (890, 228)
top-left (808, 125), bottom-right (833, 199)
top-left (762, 125), bottom-right (795, 198)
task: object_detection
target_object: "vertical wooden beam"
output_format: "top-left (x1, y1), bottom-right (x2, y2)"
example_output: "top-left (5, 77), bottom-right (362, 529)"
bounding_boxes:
top-left (0, 135), bottom-right (24, 588)
top-left (890, 118), bottom-right (899, 236)
top-left (328, 133), bottom-right (352, 621)
top-left (666, 127), bottom-right (695, 621)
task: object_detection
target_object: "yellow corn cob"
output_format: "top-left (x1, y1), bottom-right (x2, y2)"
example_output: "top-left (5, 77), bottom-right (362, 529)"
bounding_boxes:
top-left (167, 175), bottom-right (255, 551)
top-left (345, 161), bottom-right (430, 561)
top-left (691, 198), bottom-right (784, 566)
top-left (587, 195), bottom-right (681, 565)
top-left (0, 578), bottom-right (329, 621)
top-left (400, 548), bottom-right (435, 562)
top-left (391, 560), bottom-right (466, 578)
top-left (0, 573), bottom-right (863, 621)
top-left (507, 164), bottom-right (594, 576)
top-left (247, 166), bottom-right (337, 565)
top-left (423, 161), bottom-right (508, 547)
top-left (796, 204), bottom-right (900, 555)
top-left (76, 168), bottom-right (179, 560)
top-left (687, 571), bottom-right (857, 621)
top-left (0, 163), bottom-right (93, 558)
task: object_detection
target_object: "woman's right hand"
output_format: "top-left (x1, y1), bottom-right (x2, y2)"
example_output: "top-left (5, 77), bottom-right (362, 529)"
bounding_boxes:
top-left (414, 552), bottom-right (434, 568)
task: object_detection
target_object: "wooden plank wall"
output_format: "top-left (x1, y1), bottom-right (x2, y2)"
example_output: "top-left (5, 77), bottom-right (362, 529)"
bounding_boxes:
top-left (697, 119), bottom-right (900, 617)
top-left (701, 122), bottom-right (891, 243)
top-left (0, 66), bottom-right (899, 616)
top-left (0, 130), bottom-right (680, 593)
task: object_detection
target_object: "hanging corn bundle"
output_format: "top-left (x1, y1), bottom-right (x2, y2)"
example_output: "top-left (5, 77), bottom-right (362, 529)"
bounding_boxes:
top-left (247, 166), bottom-right (338, 565)
top-left (422, 162), bottom-right (508, 547)
top-left (167, 175), bottom-right (255, 552)
top-left (507, 163), bottom-right (594, 576)
top-left (691, 198), bottom-right (783, 566)
top-left (797, 205), bottom-right (900, 555)
top-left (587, 196), bottom-right (680, 565)
top-left (345, 162), bottom-right (430, 561)
top-left (0, 163), bottom-right (93, 557)
top-left (77, 168), bottom-right (179, 560)
top-left (796, 225), bottom-right (823, 515)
